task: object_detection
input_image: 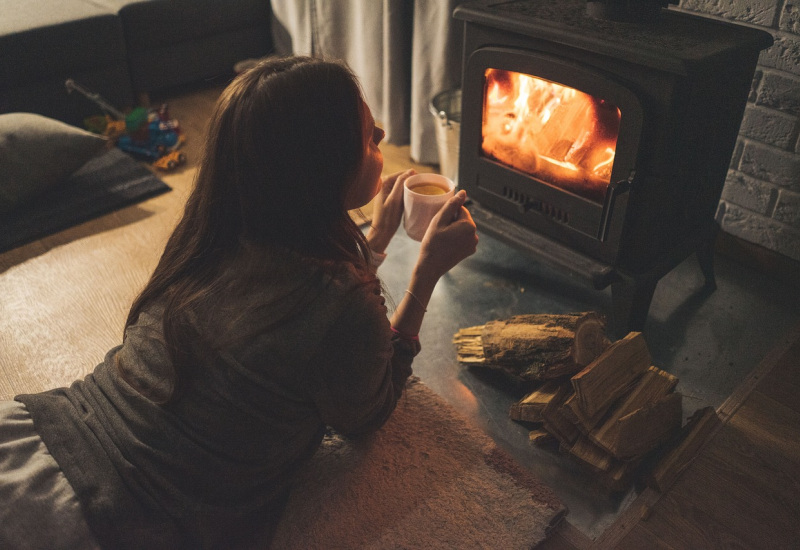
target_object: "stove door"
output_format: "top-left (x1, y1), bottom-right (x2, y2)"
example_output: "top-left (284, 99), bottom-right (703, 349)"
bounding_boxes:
top-left (460, 47), bottom-right (643, 262)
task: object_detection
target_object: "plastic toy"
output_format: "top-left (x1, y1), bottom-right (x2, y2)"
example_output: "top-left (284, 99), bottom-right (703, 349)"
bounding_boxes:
top-left (153, 150), bottom-right (187, 171)
top-left (65, 79), bottom-right (186, 169)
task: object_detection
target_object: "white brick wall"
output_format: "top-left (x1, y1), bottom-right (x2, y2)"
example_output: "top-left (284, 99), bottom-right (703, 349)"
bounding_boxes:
top-left (678, 0), bottom-right (800, 262)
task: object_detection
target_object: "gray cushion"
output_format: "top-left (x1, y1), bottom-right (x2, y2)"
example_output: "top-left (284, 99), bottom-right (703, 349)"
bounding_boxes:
top-left (0, 113), bottom-right (108, 213)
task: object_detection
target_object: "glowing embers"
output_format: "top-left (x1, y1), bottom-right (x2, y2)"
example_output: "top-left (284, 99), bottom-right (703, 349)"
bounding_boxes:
top-left (482, 68), bottom-right (621, 203)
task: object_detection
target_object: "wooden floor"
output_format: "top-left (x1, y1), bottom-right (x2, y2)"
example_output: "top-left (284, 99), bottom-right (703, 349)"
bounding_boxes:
top-left (2, 83), bottom-right (799, 549)
top-left (538, 320), bottom-right (800, 549)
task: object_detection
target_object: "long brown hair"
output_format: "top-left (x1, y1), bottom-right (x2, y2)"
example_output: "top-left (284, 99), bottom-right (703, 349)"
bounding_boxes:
top-left (124, 57), bottom-right (374, 400)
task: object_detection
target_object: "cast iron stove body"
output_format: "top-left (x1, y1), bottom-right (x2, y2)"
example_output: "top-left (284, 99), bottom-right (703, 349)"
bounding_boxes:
top-left (453, 0), bottom-right (772, 336)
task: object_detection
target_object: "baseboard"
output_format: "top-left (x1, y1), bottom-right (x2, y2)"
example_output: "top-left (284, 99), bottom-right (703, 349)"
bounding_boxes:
top-left (715, 231), bottom-right (800, 287)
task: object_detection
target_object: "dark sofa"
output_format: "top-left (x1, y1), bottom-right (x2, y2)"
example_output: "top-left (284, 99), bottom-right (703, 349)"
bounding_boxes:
top-left (0, 0), bottom-right (273, 127)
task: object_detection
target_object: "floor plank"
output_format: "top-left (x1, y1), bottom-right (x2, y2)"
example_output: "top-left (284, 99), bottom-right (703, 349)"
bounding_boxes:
top-left (536, 520), bottom-right (589, 550)
top-left (634, 472), bottom-right (756, 549)
top-left (721, 391), bottom-right (800, 471)
top-left (614, 322), bottom-right (800, 550)
top-left (613, 524), bottom-right (674, 550)
top-left (751, 337), bottom-right (800, 413)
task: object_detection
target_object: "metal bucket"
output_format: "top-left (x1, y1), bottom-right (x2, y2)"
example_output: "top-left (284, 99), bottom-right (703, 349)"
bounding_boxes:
top-left (429, 89), bottom-right (461, 185)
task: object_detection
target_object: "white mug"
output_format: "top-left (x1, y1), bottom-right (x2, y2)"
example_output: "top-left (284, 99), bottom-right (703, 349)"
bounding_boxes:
top-left (403, 174), bottom-right (455, 241)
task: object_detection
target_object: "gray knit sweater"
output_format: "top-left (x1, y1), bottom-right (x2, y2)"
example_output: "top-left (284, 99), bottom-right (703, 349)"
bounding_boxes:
top-left (17, 252), bottom-right (417, 549)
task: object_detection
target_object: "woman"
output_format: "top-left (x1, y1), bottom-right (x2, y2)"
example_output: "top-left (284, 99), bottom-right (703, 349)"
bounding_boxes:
top-left (0, 56), bottom-right (478, 549)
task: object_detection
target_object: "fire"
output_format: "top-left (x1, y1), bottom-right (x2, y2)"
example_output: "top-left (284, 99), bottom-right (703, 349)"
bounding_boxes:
top-left (482, 68), bottom-right (621, 203)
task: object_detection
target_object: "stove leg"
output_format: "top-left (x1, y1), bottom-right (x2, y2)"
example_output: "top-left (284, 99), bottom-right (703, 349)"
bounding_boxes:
top-left (610, 274), bottom-right (658, 338)
top-left (696, 247), bottom-right (717, 291)
top-left (696, 223), bottom-right (719, 291)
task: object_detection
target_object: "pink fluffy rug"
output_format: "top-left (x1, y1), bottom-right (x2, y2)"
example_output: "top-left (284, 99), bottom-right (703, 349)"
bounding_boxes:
top-left (271, 378), bottom-right (566, 549)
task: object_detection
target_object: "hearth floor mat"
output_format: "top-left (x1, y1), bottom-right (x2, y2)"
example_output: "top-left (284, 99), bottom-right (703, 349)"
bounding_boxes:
top-left (0, 148), bottom-right (171, 253)
top-left (272, 377), bottom-right (567, 549)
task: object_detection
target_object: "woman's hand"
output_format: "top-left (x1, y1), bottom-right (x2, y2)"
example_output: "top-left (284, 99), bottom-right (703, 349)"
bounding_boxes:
top-left (392, 191), bottom-right (478, 335)
top-left (366, 170), bottom-right (414, 254)
top-left (389, 190), bottom-right (477, 337)
top-left (416, 190), bottom-right (478, 281)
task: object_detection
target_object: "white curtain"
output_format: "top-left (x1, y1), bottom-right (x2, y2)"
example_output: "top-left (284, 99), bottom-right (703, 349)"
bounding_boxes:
top-left (269, 0), bottom-right (465, 165)
top-left (408, 0), bottom-right (464, 164)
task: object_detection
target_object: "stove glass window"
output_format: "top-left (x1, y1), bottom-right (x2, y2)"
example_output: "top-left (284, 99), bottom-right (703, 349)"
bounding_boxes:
top-left (482, 68), bottom-right (621, 203)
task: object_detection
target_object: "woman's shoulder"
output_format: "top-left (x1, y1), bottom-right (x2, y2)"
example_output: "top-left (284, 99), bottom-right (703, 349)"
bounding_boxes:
top-left (221, 244), bottom-right (382, 317)
top-left (246, 241), bottom-right (377, 293)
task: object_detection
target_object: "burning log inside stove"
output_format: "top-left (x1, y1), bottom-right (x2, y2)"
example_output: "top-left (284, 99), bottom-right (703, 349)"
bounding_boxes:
top-left (481, 69), bottom-right (621, 203)
top-left (454, 319), bottom-right (687, 492)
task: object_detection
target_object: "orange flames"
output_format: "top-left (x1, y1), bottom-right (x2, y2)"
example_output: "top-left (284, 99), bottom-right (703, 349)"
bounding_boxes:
top-left (481, 68), bottom-right (621, 203)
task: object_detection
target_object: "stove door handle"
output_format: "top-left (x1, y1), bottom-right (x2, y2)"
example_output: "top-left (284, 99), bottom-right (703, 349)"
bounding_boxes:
top-left (598, 172), bottom-right (634, 242)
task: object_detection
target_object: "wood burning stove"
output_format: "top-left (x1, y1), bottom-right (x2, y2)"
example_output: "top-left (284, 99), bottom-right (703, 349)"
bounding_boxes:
top-left (453, 0), bottom-right (772, 336)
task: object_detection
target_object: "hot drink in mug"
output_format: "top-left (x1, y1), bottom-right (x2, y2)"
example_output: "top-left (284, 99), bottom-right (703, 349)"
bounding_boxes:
top-left (403, 174), bottom-right (455, 241)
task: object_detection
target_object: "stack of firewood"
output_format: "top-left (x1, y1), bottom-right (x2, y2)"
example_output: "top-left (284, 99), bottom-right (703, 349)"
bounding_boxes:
top-left (453, 312), bottom-right (715, 492)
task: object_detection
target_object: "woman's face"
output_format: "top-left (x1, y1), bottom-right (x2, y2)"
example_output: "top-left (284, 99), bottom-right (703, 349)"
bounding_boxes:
top-left (345, 102), bottom-right (385, 210)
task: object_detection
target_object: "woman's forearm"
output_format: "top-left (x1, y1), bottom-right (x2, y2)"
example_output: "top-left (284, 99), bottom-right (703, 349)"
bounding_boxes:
top-left (365, 227), bottom-right (392, 256)
top-left (387, 190), bottom-right (478, 337)
top-left (389, 265), bottom-right (439, 337)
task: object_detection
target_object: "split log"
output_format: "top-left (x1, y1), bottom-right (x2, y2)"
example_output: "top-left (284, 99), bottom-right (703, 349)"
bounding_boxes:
top-left (604, 392), bottom-right (683, 459)
top-left (481, 313), bottom-right (608, 373)
top-left (453, 312), bottom-right (610, 382)
top-left (540, 384), bottom-right (581, 446)
top-left (563, 393), bottom-right (608, 433)
top-left (603, 458), bottom-right (643, 493)
top-left (568, 436), bottom-right (614, 473)
top-left (528, 428), bottom-right (557, 446)
top-left (567, 438), bottom-right (645, 493)
top-left (588, 366), bottom-right (678, 448)
top-left (451, 325), bottom-right (484, 364)
top-left (570, 331), bottom-right (652, 419)
top-left (509, 380), bottom-right (566, 423)
top-left (647, 406), bottom-right (721, 493)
